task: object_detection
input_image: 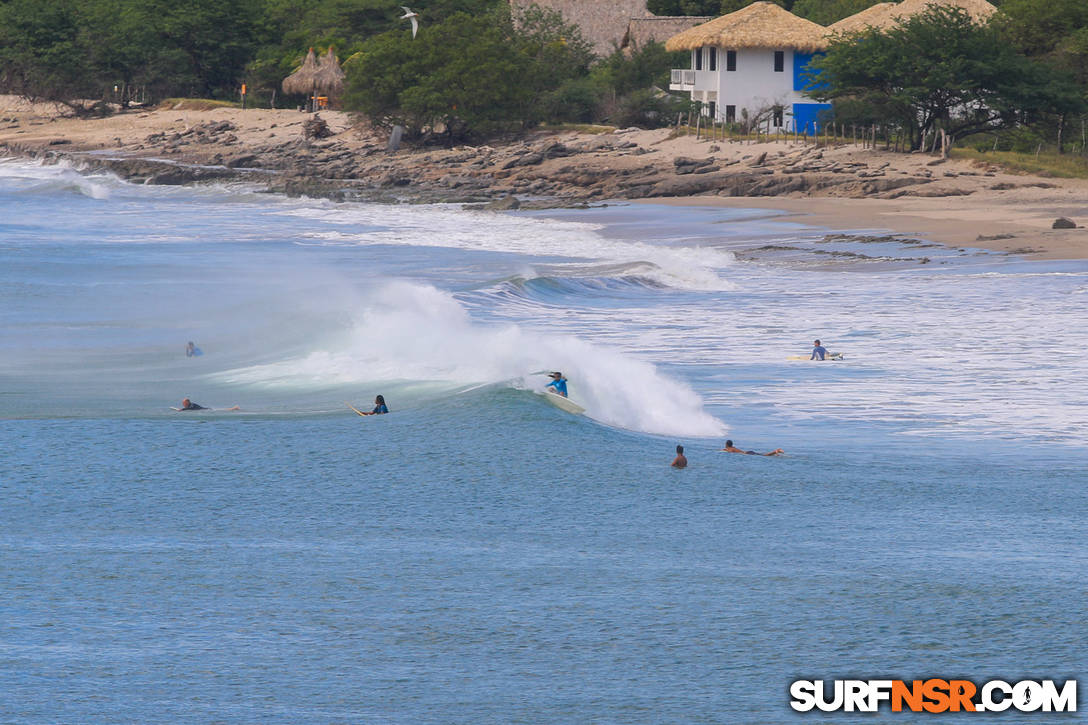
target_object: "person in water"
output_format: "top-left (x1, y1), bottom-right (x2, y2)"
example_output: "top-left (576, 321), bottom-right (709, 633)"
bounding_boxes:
top-left (671, 445), bottom-right (688, 469)
top-left (360, 395), bottom-right (388, 415)
top-left (722, 440), bottom-right (784, 456)
top-left (177, 398), bottom-right (239, 411)
top-left (546, 372), bottom-right (568, 398)
top-left (810, 339), bottom-right (828, 361)
top-left (185, 341), bottom-right (196, 358)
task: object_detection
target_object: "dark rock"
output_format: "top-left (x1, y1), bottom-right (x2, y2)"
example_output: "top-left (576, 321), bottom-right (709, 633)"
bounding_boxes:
top-left (225, 154), bottom-right (261, 168)
top-left (484, 196), bottom-right (521, 210)
top-left (1052, 217), bottom-right (1076, 229)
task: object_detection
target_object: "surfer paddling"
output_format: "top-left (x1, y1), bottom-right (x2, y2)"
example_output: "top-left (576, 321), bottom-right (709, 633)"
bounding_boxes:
top-left (722, 440), bottom-right (783, 456)
top-left (671, 445), bottom-right (688, 469)
top-left (175, 398), bottom-right (240, 412)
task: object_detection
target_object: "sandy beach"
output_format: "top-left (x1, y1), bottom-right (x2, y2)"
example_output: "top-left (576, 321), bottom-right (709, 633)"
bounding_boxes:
top-left (3, 95), bottom-right (1087, 259)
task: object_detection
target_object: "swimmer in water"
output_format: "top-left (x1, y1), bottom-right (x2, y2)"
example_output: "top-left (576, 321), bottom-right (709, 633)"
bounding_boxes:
top-left (671, 444), bottom-right (688, 469)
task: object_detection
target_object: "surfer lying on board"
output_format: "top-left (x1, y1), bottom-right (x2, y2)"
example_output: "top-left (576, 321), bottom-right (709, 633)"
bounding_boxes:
top-left (722, 440), bottom-right (784, 456)
top-left (811, 340), bottom-right (827, 361)
top-left (545, 372), bottom-right (568, 397)
top-left (176, 398), bottom-right (240, 412)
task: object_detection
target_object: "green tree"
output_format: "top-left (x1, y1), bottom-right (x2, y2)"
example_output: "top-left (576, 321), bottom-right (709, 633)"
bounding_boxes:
top-left (807, 5), bottom-right (1085, 149)
top-left (998, 0), bottom-right (1088, 85)
top-left (343, 5), bottom-right (591, 141)
top-left (0, 0), bottom-right (268, 107)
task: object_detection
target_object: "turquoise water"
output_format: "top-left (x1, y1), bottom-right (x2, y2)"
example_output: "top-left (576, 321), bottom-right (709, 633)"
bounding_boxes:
top-left (1, 160), bottom-right (1085, 722)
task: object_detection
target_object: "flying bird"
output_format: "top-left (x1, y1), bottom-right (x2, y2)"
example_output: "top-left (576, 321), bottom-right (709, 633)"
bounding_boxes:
top-left (400, 6), bottom-right (419, 38)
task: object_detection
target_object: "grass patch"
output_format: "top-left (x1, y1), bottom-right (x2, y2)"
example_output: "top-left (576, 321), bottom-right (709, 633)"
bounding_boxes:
top-left (155, 98), bottom-right (241, 111)
top-left (538, 122), bottom-right (616, 135)
top-left (951, 147), bottom-right (1088, 179)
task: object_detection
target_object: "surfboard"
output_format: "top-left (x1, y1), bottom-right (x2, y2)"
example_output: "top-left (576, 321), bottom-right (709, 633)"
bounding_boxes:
top-left (345, 402), bottom-right (368, 416)
top-left (542, 391), bottom-right (585, 415)
top-left (787, 353), bottom-right (844, 361)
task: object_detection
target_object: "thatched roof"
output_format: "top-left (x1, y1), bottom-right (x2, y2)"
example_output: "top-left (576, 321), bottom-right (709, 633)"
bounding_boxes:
top-left (282, 48), bottom-right (319, 95)
top-left (830, 0), bottom-right (996, 35)
top-left (827, 2), bottom-right (897, 33)
top-left (313, 47), bottom-right (345, 94)
top-left (509, 0), bottom-right (652, 56)
top-left (623, 16), bottom-right (711, 50)
top-left (891, 0), bottom-right (996, 24)
top-left (665, 2), bottom-right (830, 53)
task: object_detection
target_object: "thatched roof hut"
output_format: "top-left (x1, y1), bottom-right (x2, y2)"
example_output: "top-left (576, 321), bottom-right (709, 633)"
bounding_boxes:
top-left (622, 16), bottom-right (711, 51)
top-left (830, 0), bottom-right (997, 35)
top-left (282, 48), bottom-right (319, 95)
top-left (827, 3), bottom-right (897, 33)
top-left (665, 2), bottom-right (830, 53)
top-left (313, 47), bottom-right (345, 95)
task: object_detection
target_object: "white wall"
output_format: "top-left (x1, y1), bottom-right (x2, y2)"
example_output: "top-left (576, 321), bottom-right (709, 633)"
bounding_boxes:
top-left (715, 48), bottom-right (803, 123)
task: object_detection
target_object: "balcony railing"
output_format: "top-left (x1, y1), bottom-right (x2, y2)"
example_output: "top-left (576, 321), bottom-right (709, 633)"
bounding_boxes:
top-left (670, 69), bottom-right (696, 88)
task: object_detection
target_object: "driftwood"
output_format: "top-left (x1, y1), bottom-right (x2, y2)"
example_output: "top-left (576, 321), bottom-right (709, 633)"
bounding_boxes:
top-left (302, 114), bottom-right (332, 139)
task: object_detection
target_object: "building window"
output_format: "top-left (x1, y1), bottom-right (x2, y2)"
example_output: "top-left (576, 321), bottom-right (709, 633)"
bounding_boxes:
top-left (708, 101), bottom-right (717, 120)
top-left (695, 48), bottom-right (703, 71)
top-left (726, 50), bottom-right (736, 72)
top-left (725, 105), bottom-right (736, 123)
top-left (708, 47), bottom-right (717, 72)
top-left (773, 107), bottom-right (783, 127)
top-left (774, 51), bottom-right (784, 72)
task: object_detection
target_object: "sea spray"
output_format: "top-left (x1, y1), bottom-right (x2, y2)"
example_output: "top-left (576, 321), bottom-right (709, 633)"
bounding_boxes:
top-left (216, 281), bottom-right (727, 437)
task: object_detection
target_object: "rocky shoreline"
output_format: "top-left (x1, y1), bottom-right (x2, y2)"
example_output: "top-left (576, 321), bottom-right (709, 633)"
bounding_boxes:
top-left (1, 112), bottom-right (1047, 208)
top-left (3, 102), bottom-right (1087, 258)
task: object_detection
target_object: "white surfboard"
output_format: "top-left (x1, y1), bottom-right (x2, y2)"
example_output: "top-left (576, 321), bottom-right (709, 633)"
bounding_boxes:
top-left (787, 353), bottom-right (844, 361)
top-left (542, 391), bottom-right (585, 415)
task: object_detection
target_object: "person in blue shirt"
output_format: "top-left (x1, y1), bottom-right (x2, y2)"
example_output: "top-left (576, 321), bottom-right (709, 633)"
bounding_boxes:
top-left (810, 339), bottom-right (828, 361)
top-left (361, 395), bottom-right (388, 415)
top-left (545, 372), bottom-right (568, 397)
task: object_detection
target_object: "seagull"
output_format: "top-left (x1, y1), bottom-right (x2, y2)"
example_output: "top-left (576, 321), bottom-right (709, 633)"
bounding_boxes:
top-left (400, 6), bottom-right (419, 38)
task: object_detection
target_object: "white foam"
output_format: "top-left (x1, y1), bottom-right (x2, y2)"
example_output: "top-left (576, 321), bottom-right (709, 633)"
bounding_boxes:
top-left (282, 204), bottom-right (737, 291)
top-left (215, 280), bottom-right (726, 437)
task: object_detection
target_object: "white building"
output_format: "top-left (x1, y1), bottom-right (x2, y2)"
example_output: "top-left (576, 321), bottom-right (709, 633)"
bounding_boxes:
top-left (666, 2), bottom-right (831, 133)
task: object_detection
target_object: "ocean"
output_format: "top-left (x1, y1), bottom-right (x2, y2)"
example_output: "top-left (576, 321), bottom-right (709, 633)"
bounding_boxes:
top-left (1, 158), bottom-right (1085, 723)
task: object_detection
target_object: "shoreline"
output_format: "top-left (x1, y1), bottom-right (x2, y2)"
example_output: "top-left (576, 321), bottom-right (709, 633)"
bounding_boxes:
top-left (645, 195), bottom-right (1088, 261)
top-left (3, 98), bottom-right (1088, 260)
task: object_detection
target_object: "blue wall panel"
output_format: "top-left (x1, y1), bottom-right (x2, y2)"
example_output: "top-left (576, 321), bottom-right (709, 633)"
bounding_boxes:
top-left (792, 103), bottom-right (832, 133)
top-left (793, 52), bottom-right (826, 92)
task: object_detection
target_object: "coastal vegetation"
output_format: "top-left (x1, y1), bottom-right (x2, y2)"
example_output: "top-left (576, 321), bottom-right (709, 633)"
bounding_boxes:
top-left (808, 6), bottom-right (1084, 151)
top-left (0, 0), bottom-right (1086, 151)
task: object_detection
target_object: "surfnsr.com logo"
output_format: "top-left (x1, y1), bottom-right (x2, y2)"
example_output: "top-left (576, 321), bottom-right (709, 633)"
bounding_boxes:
top-left (790, 679), bottom-right (1077, 713)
